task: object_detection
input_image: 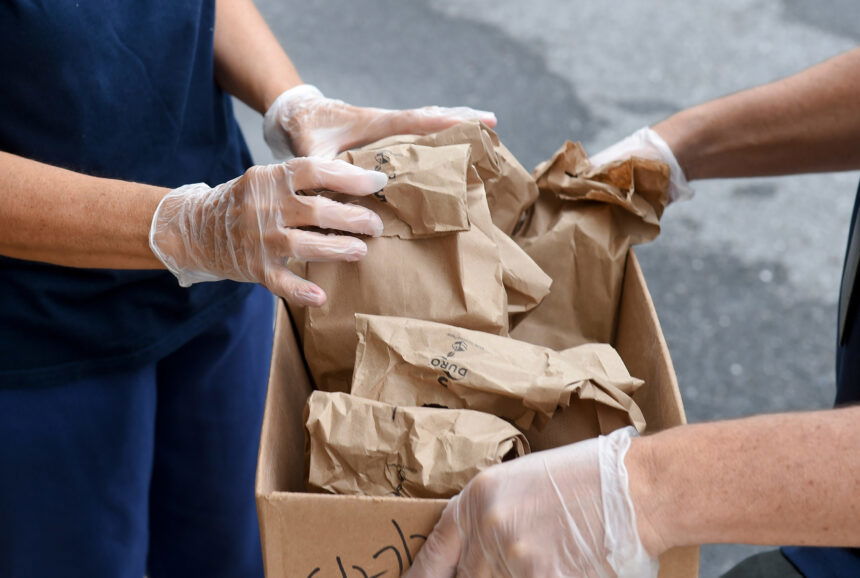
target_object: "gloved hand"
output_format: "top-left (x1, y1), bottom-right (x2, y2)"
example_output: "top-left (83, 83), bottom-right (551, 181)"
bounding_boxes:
top-left (263, 84), bottom-right (497, 159)
top-left (149, 157), bottom-right (387, 306)
top-left (589, 127), bottom-right (694, 203)
top-left (405, 426), bottom-right (658, 578)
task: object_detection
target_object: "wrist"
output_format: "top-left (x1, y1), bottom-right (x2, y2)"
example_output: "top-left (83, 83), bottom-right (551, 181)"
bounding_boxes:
top-left (652, 108), bottom-right (710, 182)
top-left (261, 80), bottom-right (305, 113)
top-left (625, 434), bottom-right (676, 557)
top-left (264, 83), bottom-right (323, 113)
top-left (149, 183), bottom-right (219, 286)
top-left (263, 84), bottom-right (326, 159)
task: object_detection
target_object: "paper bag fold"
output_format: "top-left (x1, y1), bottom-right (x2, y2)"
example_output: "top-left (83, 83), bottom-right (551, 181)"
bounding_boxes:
top-left (350, 314), bottom-right (645, 431)
top-left (511, 141), bottom-right (670, 347)
top-left (305, 391), bottom-right (529, 499)
top-left (364, 125), bottom-right (551, 312)
top-left (367, 122), bottom-right (538, 235)
top-left (338, 144), bottom-right (471, 238)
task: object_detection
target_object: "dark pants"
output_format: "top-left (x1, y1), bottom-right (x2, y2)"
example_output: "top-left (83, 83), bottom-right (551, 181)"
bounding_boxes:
top-left (0, 286), bottom-right (274, 578)
top-left (721, 550), bottom-right (804, 578)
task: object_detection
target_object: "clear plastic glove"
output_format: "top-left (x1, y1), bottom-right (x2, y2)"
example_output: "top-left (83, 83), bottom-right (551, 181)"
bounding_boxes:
top-left (263, 84), bottom-right (497, 159)
top-left (149, 157), bottom-right (387, 306)
top-left (589, 127), bottom-right (694, 203)
top-left (405, 426), bottom-right (657, 578)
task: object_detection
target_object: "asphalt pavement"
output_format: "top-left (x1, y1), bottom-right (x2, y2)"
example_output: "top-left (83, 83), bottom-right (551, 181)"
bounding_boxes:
top-left (234, 1), bottom-right (860, 575)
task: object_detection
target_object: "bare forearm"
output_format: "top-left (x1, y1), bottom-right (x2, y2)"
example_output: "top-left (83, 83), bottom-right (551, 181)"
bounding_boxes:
top-left (0, 151), bottom-right (167, 269)
top-left (629, 407), bottom-right (860, 555)
top-left (654, 48), bottom-right (860, 180)
top-left (213, 0), bottom-right (302, 113)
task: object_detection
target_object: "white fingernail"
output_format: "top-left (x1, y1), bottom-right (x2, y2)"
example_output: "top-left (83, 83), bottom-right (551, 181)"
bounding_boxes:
top-left (367, 213), bottom-right (384, 237)
top-left (345, 239), bottom-right (368, 260)
top-left (348, 237), bottom-right (368, 252)
top-left (295, 286), bottom-right (326, 306)
top-left (367, 170), bottom-right (389, 192)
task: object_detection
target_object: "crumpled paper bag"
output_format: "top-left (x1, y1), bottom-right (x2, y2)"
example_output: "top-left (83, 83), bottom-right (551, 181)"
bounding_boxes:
top-left (335, 145), bottom-right (471, 238)
top-left (367, 121), bottom-right (538, 235)
top-left (358, 123), bottom-right (550, 313)
top-left (305, 391), bottom-right (529, 498)
top-left (292, 140), bottom-right (549, 391)
top-left (511, 141), bottom-right (670, 348)
top-left (350, 314), bottom-right (646, 431)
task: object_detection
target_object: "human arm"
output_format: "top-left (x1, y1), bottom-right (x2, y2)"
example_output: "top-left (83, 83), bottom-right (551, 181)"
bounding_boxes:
top-left (656, 47), bottom-right (860, 180)
top-left (212, 0), bottom-right (303, 114)
top-left (591, 48), bottom-right (860, 198)
top-left (632, 405), bottom-right (860, 554)
top-left (0, 150), bottom-right (166, 269)
top-left (0, 150), bottom-right (387, 305)
top-left (406, 407), bottom-right (860, 577)
top-left (212, 0), bottom-right (497, 159)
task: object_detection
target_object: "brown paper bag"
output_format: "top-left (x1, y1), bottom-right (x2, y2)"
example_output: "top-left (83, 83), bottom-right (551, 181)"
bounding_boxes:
top-left (350, 314), bottom-right (645, 431)
top-left (367, 122), bottom-right (538, 235)
top-left (292, 141), bottom-right (549, 392)
top-left (493, 229), bottom-right (552, 315)
top-left (338, 145), bottom-right (471, 238)
top-left (305, 391), bottom-right (529, 499)
top-left (293, 143), bottom-right (504, 392)
top-left (525, 398), bottom-right (636, 452)
top-left (363, 124), bottom-right (550, 313)
top-left (511, 141), bottom-right (670, 348)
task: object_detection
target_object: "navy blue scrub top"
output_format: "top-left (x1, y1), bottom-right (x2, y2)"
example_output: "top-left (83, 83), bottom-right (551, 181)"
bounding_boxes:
top-left (782, 179), bottom-right (860, 577)
top-left (0, 1), bottom-right (254, 387)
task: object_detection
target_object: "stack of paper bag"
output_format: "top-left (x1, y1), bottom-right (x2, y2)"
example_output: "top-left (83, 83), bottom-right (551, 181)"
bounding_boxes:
top-left (350, 314), bottom-right (645, 432)
top-left (511, 141), bottom-right (670, 349)
top-left (305, 391), bottom-right (529, 499)
top-left (290, 127), bottom-right (550, 392)
top-left (295, 130), bottom-right (667, 500)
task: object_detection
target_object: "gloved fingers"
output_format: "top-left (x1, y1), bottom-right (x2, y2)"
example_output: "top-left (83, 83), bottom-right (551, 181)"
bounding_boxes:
top-left (493, 539), bottom-right (555, 578)
top-left (264, 84), bottom-right (498, 159)
top-left (274, 228), bottom-right (367, 263)
top-left (455, 542), bottom-right (498, 578)
top-left (286, 194), bottom-right (383, 237)
top-left (312, 105), bottom-right (499, 157)
top-left (300, 105), bottom-right (498, 157)
top-left (404, 496), bottom-right (462, 578)
top-left (588, 127), bottom-right (693, 203)
top-left (380, 106), bottom-right (497, 138)
top-left (453, 489), bottom-right (514, 578)
top-left (263, 266), bottom-right (327, 307)
top-left (589, 134), bottom-right (659, 168)
top-left (288, 157), bottom-right (388, 196)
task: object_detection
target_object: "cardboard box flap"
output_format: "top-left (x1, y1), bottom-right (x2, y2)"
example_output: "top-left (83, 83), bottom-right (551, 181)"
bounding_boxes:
top-left (617, 251), bottom-right (686, 430)
top-left (258, 492), bottom-right (445, 578)
top-left (619, 251), bottom-right (698, 577)
top-left (256, 305), bottom-right (310, 496)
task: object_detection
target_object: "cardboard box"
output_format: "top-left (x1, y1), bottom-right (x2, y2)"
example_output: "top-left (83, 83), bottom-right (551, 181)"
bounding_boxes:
top-left (256, 250), bottom-right (700, 577)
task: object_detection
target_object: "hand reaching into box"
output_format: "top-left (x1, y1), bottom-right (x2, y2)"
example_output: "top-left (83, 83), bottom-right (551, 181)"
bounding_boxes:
top-left (405, 426), bottom-right (658, 578)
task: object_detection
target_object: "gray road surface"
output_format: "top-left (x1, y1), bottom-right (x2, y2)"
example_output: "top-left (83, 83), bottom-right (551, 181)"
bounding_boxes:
top-left (234, 1), bottom-right (860, 575)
